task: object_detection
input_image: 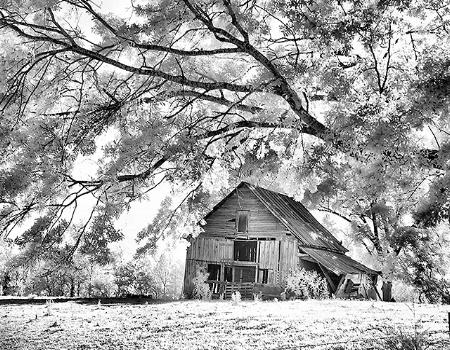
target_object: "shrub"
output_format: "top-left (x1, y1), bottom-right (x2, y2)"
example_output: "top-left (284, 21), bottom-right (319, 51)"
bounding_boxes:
top-left (45, 299), bottom-right (54, 316)
top-left (231, 290), bottom-right (241, 305)
top-left (192, 266), bottom-right (211, 300)
top-left (391, 279), bottom-right (420, 303)
top-left (253, 291), bottom-right (262, 302)
top-left (285, 268), bottom-right (329, 300)
top-left (383, 332), bottom-right (427, 350)
top-left (378, 326), bottom-right (438, 350)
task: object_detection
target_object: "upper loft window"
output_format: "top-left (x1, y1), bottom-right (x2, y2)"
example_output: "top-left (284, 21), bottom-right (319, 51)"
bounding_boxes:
top-left (236, 210), bottom-right (249, 233)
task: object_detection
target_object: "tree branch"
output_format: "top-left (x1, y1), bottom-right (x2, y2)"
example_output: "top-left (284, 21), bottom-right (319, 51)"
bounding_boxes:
top-left (143, 90), bottom-right (263, 114)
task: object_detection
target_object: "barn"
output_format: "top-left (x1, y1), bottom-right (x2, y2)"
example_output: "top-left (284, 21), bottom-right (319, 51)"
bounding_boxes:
top-left (183, 182), bottom-right (379, 299)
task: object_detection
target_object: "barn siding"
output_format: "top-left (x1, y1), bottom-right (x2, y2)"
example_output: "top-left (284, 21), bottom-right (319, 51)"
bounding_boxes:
top-left (202, 187), bottom-right (288, 238)
top-left (186, 236), bottom-right (235, 262)
top-left (183, 259), bottom-right (204, 297)
top-left (278, 239), bottom-right (297, 284)
top-left (219, 240), bottom-right (233, 261)
top-left (258, 240), bottom-right (279, 270)
top-left (184, 187), bottom-right (304, 295)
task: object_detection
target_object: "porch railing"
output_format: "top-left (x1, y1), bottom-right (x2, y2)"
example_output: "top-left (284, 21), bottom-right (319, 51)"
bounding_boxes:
top-left (206, 280), bottom-right (255, 299)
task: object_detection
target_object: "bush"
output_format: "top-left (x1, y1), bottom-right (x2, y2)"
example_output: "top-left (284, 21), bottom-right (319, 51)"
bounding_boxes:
top-left (231, 290), bottom-right (241, 305)
top-left (192, 266), bottom-right (211, 300)
top-left (391, 279), bottom-right (420, 303)
top-left (285, 268), bottom-right (329, 300)
top-left (378, 326), bottom-right (440, 350)
top-left (113, 261), bottom-right (157, 298)
top-left (382, 332), bottom-right (428, 350)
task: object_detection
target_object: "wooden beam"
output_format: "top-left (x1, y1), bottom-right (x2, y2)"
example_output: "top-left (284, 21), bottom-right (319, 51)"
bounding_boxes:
top-left (256, 241), bottom-right (260, 283)
top-left (372, 280), bottom-right (382, 300)
top-left (334, 274), bottom-right (347, 297)
top-left (318, 263), bottom-right (336, 293)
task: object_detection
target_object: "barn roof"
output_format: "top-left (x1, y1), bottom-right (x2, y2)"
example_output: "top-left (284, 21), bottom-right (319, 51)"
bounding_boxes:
top-left (301, 247), bottom-right (379, 275)
top-left (244, 182), bottom-right (347, 253)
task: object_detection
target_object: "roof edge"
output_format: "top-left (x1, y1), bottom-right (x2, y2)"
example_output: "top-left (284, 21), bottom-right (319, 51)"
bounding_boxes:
top-left (202, 182), bottom-right (248, 221)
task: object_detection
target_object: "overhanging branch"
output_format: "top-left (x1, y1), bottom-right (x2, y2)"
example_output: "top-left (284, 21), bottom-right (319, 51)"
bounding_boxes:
top-left (142, 90), bottom-right (263, 114)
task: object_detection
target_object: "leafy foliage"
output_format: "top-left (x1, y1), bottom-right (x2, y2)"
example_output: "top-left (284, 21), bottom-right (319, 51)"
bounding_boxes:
top-left (392, 224), bottom-right (450, 303)
top-left (0, 239), bottom-right (13, 295)
top-left (78, 211), bottom-right (124, 265)
top-left (3, 245), bottom-right (185, 298)
top-left (379, 324), bottom-right (439, 350)
top-left (191, 266), bottom-right (212, 300)
top-left (114, 260), bottom-right (156, 297)
top-left (285, 268), bottom-right (329, 300)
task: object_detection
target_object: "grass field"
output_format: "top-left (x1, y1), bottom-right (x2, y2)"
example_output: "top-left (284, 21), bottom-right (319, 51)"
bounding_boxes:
top-left (1, 298), bottom-right (450, 349)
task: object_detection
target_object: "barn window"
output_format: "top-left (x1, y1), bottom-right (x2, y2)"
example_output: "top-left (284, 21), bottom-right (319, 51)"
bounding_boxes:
top-left (258, 269), bottom-right (268, 284)
top-left (207, 264), bottom-right (221, 281)
top-left (234, 266), bottom-right (256, 283)
top-left (234, 240), bottom-right (257, 262)
top-left (236, 210), bottom-right (249, 233)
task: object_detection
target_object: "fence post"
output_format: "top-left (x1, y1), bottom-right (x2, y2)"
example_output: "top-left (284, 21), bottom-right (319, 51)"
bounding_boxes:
top-left (448, 312), bottom-right (450, 337)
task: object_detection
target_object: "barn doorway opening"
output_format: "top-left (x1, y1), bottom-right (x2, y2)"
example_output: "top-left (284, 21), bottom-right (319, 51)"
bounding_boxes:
top-left (233, 266), bottom-right (256, 283)
top-left (224, 266), bottom-right (233, 282)
top-left (234, 240), bottom-right (257, 262)
top-left (207, 264), bottom-right (221, 281)
top-left (207, 264), bottom-right (221, 294)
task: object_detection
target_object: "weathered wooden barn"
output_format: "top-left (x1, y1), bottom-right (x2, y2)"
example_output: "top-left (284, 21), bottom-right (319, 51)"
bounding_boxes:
top-left (183, 182), bottom-right (379, 299)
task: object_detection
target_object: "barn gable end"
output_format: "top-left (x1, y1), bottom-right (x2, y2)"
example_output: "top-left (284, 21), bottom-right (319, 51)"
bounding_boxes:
top-left (201, 184), bottom-right (289, 239)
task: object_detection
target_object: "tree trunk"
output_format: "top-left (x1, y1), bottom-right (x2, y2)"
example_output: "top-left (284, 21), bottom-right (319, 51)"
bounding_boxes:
top-left (70, 278), bottom-right (75, 297)
top-left (371, 211), bottom-right (383, 255)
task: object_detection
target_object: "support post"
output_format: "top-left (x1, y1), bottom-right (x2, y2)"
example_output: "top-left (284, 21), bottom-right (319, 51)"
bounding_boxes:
top-left (373, 280), bottom-right (382, 301)
top-left (334, 275), bottom-right (347, 298)
top-left (318, 263), bottom-right (336, 293)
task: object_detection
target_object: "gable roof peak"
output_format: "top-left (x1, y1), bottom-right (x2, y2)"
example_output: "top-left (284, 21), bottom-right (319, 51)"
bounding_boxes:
top-left (239, 181), bottom-right (290, 196)
top-left (226, 182), bottom-right (347, 253)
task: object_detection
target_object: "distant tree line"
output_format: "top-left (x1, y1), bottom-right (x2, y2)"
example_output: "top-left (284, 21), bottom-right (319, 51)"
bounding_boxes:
top-left (0, 239), bottom-right (184, 299)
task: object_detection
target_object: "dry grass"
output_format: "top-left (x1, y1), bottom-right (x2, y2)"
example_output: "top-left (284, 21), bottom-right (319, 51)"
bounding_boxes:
top-left (0, 299), bottom-right (449, 349)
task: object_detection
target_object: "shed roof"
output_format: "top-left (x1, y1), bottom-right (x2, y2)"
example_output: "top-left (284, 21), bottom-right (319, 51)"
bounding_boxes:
top-left (302, 247), bottom-right (379, 276)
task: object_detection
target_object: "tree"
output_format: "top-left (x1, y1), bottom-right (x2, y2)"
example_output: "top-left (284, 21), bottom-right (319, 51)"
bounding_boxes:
top-left (387, 222), bottom-right (450, 303)
top-left (113, 259), bottom-right (158, 297)
top-left (4, 211), bottom-right (122, 296)
top-left (153, 250), bottom-right (184, 298)
top-left (1, 0), bottom-right (450, 282)
top-left (0, 238), bottom-right (13, 295)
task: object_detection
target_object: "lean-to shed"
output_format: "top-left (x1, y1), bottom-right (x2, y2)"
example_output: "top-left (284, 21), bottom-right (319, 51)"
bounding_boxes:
top-left (183, 182), bottom-right (379, 299)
